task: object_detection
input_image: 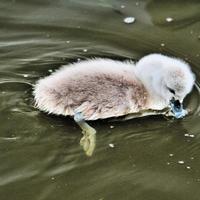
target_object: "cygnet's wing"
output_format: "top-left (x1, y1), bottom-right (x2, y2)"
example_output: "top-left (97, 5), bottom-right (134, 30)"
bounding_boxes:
top-left (34, 59), bottom-right (148, 120)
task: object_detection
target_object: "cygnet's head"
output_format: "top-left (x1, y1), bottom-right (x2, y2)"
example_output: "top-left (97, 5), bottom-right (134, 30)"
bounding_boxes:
top-left (135, 54), bottom-right (195, 118)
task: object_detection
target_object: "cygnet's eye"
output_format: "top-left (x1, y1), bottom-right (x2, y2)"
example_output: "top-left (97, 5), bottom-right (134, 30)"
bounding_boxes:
top-left (167, 87), bottom-right (175, 95)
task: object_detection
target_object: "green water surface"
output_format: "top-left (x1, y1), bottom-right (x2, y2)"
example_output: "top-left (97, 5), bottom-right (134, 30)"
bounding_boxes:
top-left (0, 0), bottom-right (200, 199)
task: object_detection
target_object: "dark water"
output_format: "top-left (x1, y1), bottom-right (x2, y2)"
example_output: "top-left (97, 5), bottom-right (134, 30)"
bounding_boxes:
top-left (0, 0), bottom-right (200, 199)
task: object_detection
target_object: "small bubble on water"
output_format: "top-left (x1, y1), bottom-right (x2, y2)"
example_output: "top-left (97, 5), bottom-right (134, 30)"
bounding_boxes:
top-left (120, 5), bottom-right (125, 8)
top-left (169, 153), bottom-right (174, 157)
top-left (109, 143), bottom-right (115, 148)
top-left (23, 74), bottom-right (29, 78)
top-left (186, 166), bottom-right (191, 169)
top-left (124, 17), bottom-right (136, 24)
top-left (178, 160), bottom-right (184, 164)
top-left (110, 125), bottom-right (114, 129)
top-left (48, 69), bottom-right (53, 73)
top-left (83, 49), bottom-right (88, 52)
top-left (66, 40), bottom-right (70, 43)
top-left (166, 17), bottom-right (174, 22)
top-left (161, 43), bottom-right (165, 47)
top-left (189, 134), bottom-right (195, 138)
top-left (184, 133), bottom-right (195, 138)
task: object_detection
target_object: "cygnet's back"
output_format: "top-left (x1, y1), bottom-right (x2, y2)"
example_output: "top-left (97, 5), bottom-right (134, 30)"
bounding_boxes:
top-left (34, 58), bottom-right (148, 120)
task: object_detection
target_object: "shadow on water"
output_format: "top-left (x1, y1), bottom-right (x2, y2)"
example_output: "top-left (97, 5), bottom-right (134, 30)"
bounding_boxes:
top-left (0, 0), bottom-right (200, 200)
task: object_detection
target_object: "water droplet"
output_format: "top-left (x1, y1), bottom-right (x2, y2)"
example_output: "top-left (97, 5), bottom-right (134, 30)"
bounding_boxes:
top-left (124, 17), bottom-right (136, 24)
top-left (189, 134), bottom-right (195, 138)
top-left (178, 160), bottom-right (184, 164)
top-left (109, 143), bottom-right (115, 148)
top-left (184, 133), bottom-right (195, 138)
top-left (161, 43), bottom-right (165, 47)
top-left (166, 17), bottom-right (174, 22)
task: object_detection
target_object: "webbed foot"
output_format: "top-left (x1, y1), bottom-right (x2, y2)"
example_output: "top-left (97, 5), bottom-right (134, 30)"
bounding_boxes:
top-left (74, 112), bottom-right (96, 156)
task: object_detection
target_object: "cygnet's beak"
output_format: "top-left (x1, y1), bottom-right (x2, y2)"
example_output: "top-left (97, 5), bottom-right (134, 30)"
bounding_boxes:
top-left (170, 98), bottom-right (187, 119)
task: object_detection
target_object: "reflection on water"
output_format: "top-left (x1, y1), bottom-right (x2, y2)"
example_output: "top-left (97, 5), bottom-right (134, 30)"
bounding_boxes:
top-left (0, 0), bottom-right (200, 199)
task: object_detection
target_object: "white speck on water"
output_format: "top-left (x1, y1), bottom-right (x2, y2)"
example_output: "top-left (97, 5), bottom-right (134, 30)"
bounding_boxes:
top-left (178, 160), bottom-right (184, 164)
top-left (169, 153), bottom-right (174, 157)
top-left (83, 49), bottom-right (88, 52)
top-left (186, 166), bottom-right (191, 169)
top-left (77, 58), bottom-right (81, 61)
top-left (110, 125), bottom-right (114, 129)
top-left (184, 133), bottom-right (195, 138)
top-left (2, 91), bottom-right (6, 94)
top-left (167, 162), bottom-right (170, 165)
top-left (51, 177), bottom-right (55, 180)
top-left (161, 43), bottom-right (165, 47)
top-left (2, 136), bottom-right (20, 141)
top-left (66, 40), bottom-right (70, 43)
top-left (23, 74), bottom-right (29, 78)
top-left (48, 69), bottom-right (53, 73)
top-left (189, 134), bottom-right (195, 138)
top-left (109, 143), bottom-right (115, 148)
top-left (135, 2), bottom-right (139, 6)
top-left (124, 17), bottom-right (136, 24)
top-left (166, 17), bottom-right (174, 22)
top-left (120, 5), bottom-right (125, 8)
top-left (190, 157), bottom-right (194, 160)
